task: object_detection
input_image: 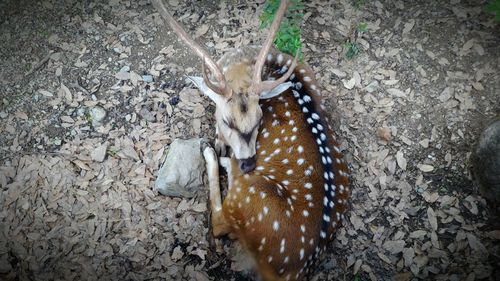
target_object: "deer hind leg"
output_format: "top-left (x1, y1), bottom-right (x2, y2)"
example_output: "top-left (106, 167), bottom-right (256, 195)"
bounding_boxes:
top-left (203, 146), bottom-right (231, 237)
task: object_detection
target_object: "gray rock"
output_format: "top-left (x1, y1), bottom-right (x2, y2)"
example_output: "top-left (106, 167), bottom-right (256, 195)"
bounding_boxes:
top-left (89, 106), bottom-right (106, 127)
top-left (470, 118), bottom-right (500, 204)
top-left (154, 138), bottom-right (208, 198)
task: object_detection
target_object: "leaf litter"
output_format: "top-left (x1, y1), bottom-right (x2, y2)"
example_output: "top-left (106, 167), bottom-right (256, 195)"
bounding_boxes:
top-left (0, 0), bottom-right (499, 280)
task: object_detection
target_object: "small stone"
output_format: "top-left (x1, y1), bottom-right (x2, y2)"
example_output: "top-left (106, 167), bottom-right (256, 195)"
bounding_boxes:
top-left (89, 106), bottom-right (106, 127)
top-left (142, 75), bottom-right (153, 83)
top-left (169, 96), bottom-right (180, 105)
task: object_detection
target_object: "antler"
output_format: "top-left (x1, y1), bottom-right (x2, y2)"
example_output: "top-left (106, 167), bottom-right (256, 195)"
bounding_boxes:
top-left (152, 0), bottom-right (232, 98)
top-left (251, 0), bottom-right (298, 96)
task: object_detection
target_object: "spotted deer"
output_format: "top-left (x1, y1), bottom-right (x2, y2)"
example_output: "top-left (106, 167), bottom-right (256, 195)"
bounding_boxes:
top-left (153, 0), bottom-right (350, 280)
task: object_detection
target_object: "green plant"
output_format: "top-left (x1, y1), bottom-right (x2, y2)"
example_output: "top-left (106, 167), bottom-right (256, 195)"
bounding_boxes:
top-left (107, 148), bottom-right (119, 157)
top-left (260, 0), bottom-right (304, 60)
top-left (486, 0), bottom-right (500, 21)
top-left (357, 22), bottom-right (368, 33)
top-left (39, 29), bottom-right (50, 38)
top-left (344, 42), bottom-right (360, 59)
top-left (85, 112), bottom-right (93, 123)
top-left (352, 0), bottom-right (366, 9)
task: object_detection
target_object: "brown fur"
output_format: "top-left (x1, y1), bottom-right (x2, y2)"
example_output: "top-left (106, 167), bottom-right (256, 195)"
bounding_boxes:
top-left (211, 49), bottom-right (349, 281)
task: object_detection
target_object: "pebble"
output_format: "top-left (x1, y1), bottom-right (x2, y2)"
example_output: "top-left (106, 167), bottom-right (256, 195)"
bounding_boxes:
top-left (89, 106), bottom-right (106, 127)
top-left (169, 96), bottom-right (180, 105)
top-left (142, 75), bottom-right (153, 83)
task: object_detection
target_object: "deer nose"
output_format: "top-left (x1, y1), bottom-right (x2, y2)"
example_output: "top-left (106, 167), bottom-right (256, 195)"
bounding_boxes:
top-left (238, 156), bottom-right (256, 173)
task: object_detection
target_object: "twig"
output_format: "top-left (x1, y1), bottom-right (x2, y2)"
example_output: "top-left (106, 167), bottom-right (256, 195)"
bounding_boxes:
top-left (69, 82), bottom-right (91, 96)
top-left (25, 50), bottom-right (54, 76)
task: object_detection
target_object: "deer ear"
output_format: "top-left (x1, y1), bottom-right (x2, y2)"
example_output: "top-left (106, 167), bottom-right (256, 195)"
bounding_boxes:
top-left (186, 76), bottom-right (225, 104)
top-left (259, 82), bottom-right (292, 100)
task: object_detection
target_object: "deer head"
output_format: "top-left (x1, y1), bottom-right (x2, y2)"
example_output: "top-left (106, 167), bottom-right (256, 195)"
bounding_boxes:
top-left (153, 0), bottom-right (297, 173)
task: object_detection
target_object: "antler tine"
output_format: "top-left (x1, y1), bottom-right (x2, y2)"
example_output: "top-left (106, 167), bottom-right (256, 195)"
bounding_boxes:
top-left (152, 0), bottom-right (231, 98)
top-left (202, 61), bottom-right (226, 96)
top-left (251, 0), bottom-right (297, 95)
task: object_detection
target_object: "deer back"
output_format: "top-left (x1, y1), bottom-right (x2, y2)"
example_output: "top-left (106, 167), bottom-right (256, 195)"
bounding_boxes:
top-left (220, 48), bottom-right (350, 280)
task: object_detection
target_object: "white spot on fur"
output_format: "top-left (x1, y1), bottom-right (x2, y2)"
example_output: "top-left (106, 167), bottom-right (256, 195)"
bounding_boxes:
top-left (273, 221), bottom-right (280, 231)
top-left (277, 53), bottom-right (283, 64)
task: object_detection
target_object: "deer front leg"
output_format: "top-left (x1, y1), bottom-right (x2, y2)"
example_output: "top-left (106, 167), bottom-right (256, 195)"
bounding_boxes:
top-left (203, 146), bottom-right (231, 237)
top-left (215, 126), bottom-right (228, 157)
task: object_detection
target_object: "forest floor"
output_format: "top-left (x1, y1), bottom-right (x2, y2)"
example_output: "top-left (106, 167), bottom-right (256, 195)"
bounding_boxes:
top-left (0, 0), bottom-right (499, 280)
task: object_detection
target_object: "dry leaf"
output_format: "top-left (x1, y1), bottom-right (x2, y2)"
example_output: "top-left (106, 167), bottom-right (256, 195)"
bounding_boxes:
top-left (387, 88), bottom-right (406, 97)
top-left (342, 77), bottom-right (356, 89)
top-left (377, 127), bottom-right (392, 142)
top-left (91, 142), bottom-right (108, 162)
top-left (462, 39), bottom-right (475, 51)
top-left (418, 164), bottom-right (434, 172)
top-left (427, 207), bottom-right (438, 231)
top-left (383, 240), bottom-right (405, 254)
top-left (466, 233), bottom-right (487, 255)
top-left (402, 248), bottom-right (414, 267)
top-left (195, 24), bottom-right (209, 37)
top-left (396, 151), bottom-right (407, 171)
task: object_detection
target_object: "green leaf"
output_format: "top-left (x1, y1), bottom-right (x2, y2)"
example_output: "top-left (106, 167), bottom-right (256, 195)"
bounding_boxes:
top-left (357, 22), bottom-right (368, 33)
top-left (260, 0), bottom-right (304, 60)
top-left (345, 42), bottom-right (360, 59)
top-left (485, 0), bottom-right (500, 22)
